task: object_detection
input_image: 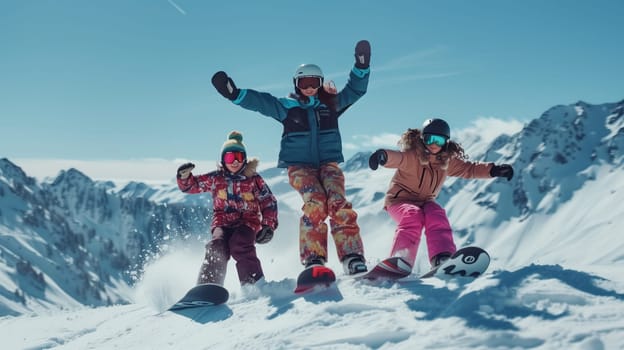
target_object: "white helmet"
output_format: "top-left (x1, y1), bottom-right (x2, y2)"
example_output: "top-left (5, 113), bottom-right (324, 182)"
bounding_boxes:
top-left (293, 64), bottom-right (324, 81)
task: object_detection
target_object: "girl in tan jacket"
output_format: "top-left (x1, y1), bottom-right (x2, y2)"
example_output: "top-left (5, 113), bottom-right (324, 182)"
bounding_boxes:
top-left (368, 118), bottom-right (513, 270)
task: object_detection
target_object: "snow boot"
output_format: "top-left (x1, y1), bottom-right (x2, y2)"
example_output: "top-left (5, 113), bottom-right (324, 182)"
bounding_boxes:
top-left (342, 254), bottom-right (368, 275)
top-left (304, 255), bottom-right (326, 268)
top-left (430, 252), bottom-right (452, 269)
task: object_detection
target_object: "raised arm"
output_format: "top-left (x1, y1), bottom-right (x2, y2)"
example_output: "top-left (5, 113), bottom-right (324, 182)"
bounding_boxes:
top-left (176, 162), bottom-right (216, 193)
top-left (336, 40), bottom-right (371, 112)
top-left (212, 71), bottom-right (289, 122)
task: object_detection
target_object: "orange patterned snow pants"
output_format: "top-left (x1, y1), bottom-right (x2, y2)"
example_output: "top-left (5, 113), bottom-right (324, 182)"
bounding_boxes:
top-left (288, 162), bottom-right (365, 265)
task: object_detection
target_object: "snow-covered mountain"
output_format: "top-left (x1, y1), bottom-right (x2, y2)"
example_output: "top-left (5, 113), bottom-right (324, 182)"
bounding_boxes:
top-left (439, 100), bottom-right (624, 269)
top-left (1, 99), bottom-right (624, 349)
top-left (0, 162), bottom-right (214, 315)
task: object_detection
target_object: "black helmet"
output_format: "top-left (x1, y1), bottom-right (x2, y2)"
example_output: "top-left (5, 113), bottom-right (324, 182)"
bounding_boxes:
top-left (422, 118), bottom-right (450, 139)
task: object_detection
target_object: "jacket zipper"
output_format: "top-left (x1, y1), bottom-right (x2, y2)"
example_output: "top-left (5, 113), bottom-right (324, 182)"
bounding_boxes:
top-left (429, 163), bottom-right (440, 193)
top-left (309, 109), bottom-right (319, 166)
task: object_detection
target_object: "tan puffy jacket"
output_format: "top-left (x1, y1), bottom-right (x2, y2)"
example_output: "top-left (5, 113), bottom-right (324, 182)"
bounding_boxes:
top-left (382, 146), bottom-right (493, 209)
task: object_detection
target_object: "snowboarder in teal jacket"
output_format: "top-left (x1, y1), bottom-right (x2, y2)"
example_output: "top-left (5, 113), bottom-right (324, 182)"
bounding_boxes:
top-left (211, 40), bottom-right (371, 275)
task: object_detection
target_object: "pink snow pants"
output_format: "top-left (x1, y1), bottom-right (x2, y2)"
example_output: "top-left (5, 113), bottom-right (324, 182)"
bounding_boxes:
top-left (386, 201), bottom-right (456, 267)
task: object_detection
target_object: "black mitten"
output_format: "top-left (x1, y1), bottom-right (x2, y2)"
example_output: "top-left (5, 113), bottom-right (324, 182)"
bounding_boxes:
top-left (368, 149), bottom-right (387, 170)
top-left (211, 71), bottom-right (240, 101)
top-left (255, 225), bottom-right (274, 244)
top-left (490, 164), bottom-right (514, 181)
top-left (354, 40), bottom-right (371, 69)
top-left (177, 162), bottom-right (195, 179)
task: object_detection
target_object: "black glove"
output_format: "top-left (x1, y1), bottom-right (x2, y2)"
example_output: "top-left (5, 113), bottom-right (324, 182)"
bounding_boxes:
top-left (211, 71), bottom-right (240, 101)
top-left (369, 149), bottom-right (387, 170)
top-left (255, 225), bottom-right (273, 244)
top-left (490, 164), bottom-right (514, 181)
top-left (177, 162), bottom-right (195, 179)
top-left (354, 40), bottom-right (371, 69)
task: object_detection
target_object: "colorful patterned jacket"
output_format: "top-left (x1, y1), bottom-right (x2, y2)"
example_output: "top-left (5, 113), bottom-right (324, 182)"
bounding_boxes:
top-left (230, 66), bottom-right (370, 168)
top-left (177, 158), bottom-right (278, 234)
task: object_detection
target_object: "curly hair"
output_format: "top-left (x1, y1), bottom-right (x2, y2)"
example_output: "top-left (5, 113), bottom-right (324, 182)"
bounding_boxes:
top-left (398, 128), bottom-right (468, 160)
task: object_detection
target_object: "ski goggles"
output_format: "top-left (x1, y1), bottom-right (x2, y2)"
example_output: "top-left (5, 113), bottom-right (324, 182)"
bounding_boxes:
top-left (296, 76), bottom-right (322, 90)
top-left (423, 134), bottom-right (448, 147)
top-left (223, 151), bottom-right (246, 164)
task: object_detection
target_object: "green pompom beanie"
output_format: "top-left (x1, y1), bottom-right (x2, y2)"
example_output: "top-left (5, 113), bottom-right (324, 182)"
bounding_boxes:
top-left (221, 131), bottom-right (247, 156)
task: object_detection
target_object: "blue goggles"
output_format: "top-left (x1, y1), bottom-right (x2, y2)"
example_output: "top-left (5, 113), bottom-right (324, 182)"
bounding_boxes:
top-left (423, 134), bottom-right (448, 146)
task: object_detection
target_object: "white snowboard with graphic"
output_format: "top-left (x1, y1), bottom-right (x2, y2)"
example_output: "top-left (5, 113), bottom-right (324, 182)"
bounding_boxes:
top-left (420, 246), bottom-right (490, 279)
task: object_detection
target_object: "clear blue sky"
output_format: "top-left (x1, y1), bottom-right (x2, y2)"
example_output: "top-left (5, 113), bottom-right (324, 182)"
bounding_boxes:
top-left (1, 0), bottom-right (622, 164)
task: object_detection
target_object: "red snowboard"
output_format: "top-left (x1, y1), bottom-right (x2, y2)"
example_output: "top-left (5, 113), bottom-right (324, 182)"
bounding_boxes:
top-left (294, 265), bottom-right (336, 294)
top-left (353, 257), bottom-right (412, 281)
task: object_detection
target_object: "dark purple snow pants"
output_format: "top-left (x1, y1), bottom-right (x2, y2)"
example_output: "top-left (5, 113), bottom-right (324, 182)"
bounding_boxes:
top-left (197, 225), bottom-right (264, 286)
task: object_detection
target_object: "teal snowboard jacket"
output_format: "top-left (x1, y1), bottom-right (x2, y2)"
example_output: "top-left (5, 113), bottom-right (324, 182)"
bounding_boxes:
top-left (231, 66), bottom-right (370, 168)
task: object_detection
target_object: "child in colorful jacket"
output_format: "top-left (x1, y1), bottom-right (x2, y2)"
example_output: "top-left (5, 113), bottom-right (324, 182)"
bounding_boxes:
top-left (210, 40), bottom-right (371, 275)
top-left (368, 118), bottom-right (514, 270)
top-left (176, 131), bottom-right (278, 286)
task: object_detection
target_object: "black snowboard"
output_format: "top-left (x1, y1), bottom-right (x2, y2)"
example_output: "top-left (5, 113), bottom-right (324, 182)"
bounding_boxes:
top-left (169, 283), bottom-right (229, 310)
top-left (294, 265), bottom-right (336, 294)
top-left (420, 246), bottom-right (490, 279)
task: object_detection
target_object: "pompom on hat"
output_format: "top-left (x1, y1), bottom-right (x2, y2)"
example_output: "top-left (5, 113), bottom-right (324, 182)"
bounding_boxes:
top-left (221, 130), bottom-right (247, 158)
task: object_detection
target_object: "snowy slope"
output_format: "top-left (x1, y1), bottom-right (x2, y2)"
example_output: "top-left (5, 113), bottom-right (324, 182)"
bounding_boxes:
top-left (2, 263), bottom-right (624, 349)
